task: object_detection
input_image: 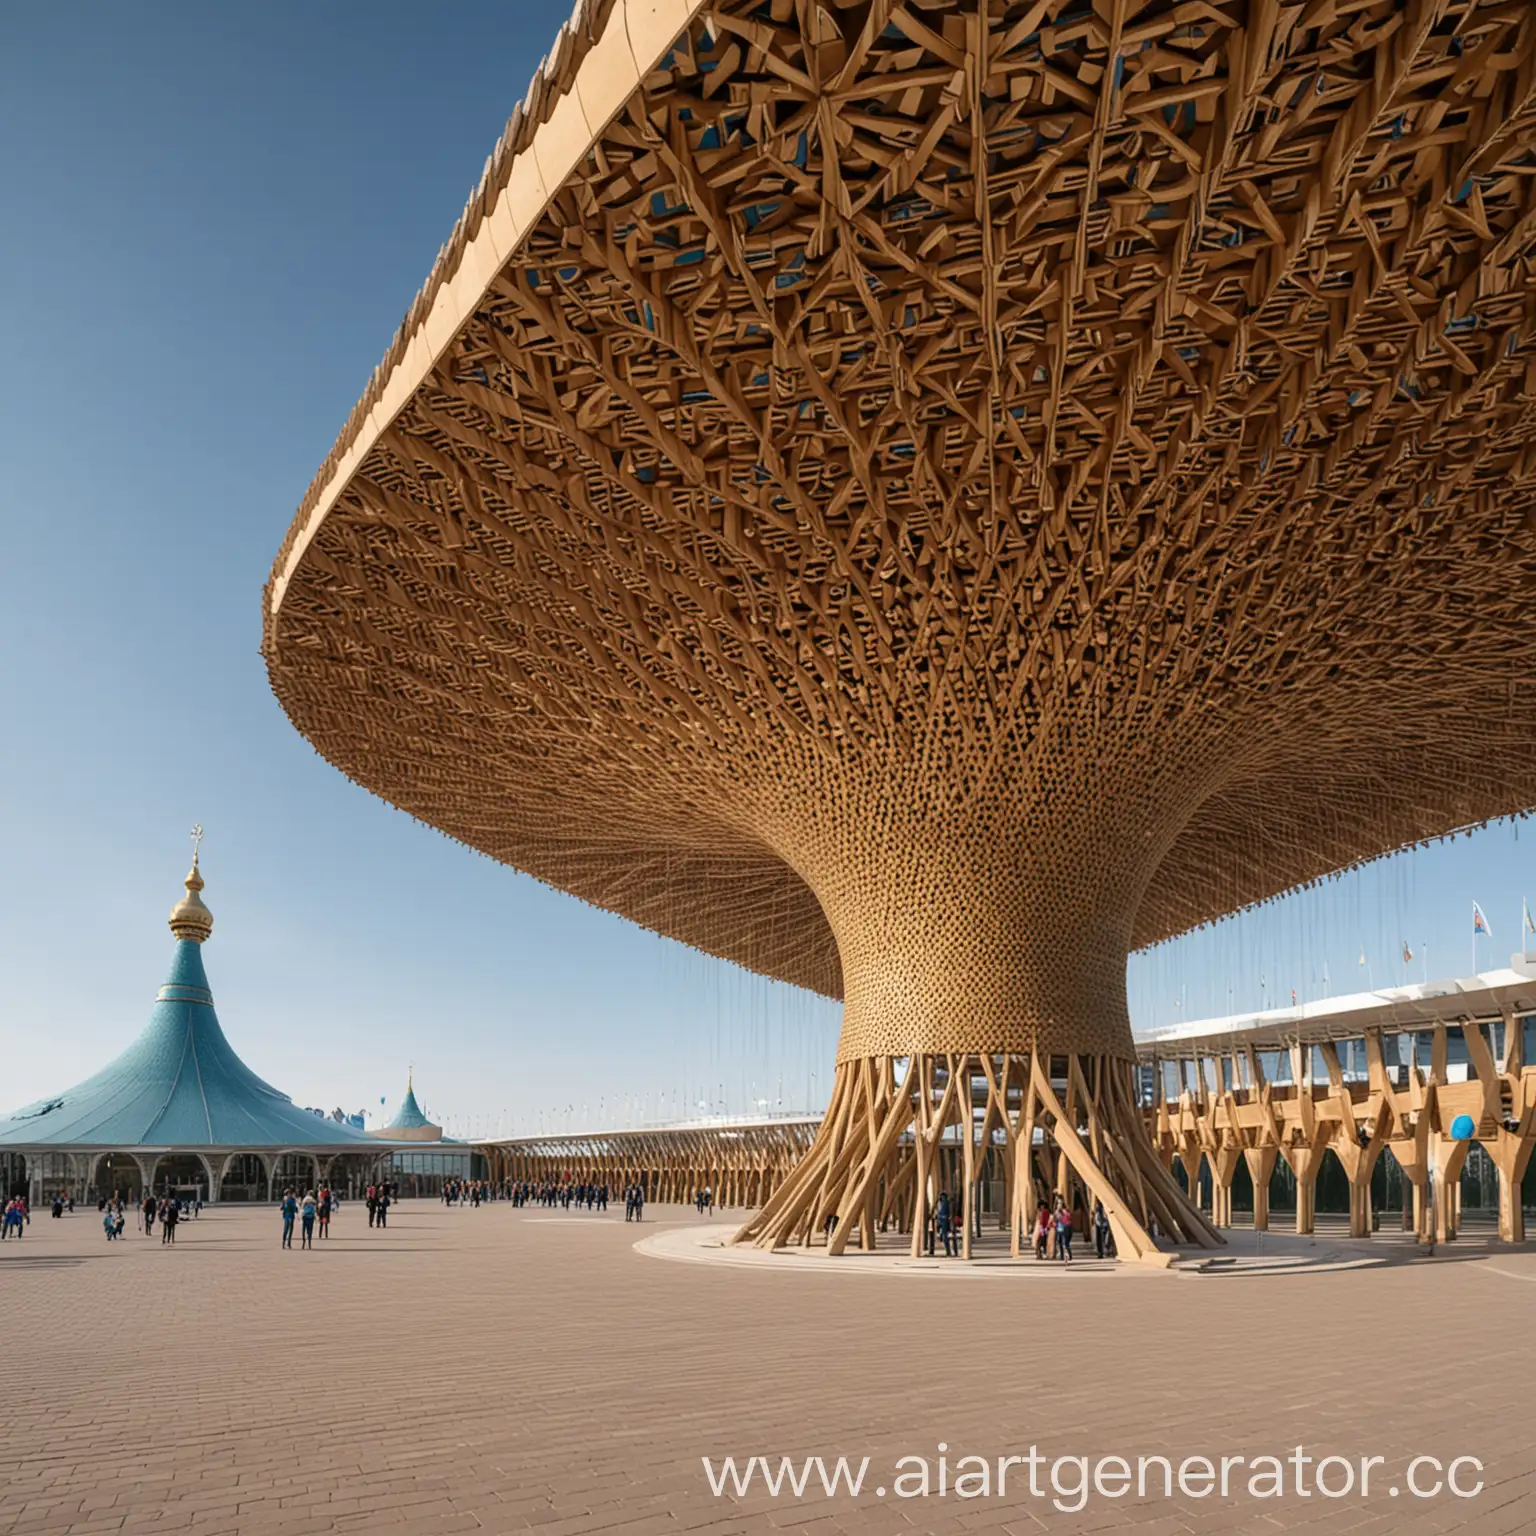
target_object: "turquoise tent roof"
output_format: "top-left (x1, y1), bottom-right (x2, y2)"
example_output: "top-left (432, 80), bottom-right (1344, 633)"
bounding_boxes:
top-left (387, 1079), bottom-right (433, 1131)
top-left (0, 860), bottom-right (372, 1149)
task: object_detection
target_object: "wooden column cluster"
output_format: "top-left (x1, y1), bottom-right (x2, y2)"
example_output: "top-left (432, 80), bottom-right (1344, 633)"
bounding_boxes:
top-left (735, 1050), bottom-right (1220, 1262)
top-left (1146, 1008), bottom-right (1536, 1243)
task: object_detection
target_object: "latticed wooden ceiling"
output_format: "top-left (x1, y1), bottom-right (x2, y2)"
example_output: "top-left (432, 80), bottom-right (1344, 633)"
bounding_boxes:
top-left (268, 0), bottom-right (1536, 1017)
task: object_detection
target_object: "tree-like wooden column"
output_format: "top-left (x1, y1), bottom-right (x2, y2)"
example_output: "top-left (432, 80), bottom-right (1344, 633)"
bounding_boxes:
top-left (265, 2), bottom-right (1536, 1266)
top-left (723, 767), bottom-right (1226, 1259)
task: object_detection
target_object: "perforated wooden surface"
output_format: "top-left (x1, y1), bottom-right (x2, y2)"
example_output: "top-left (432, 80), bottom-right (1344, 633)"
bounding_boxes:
top-left (267, 0), bottom-right (1536, 1064)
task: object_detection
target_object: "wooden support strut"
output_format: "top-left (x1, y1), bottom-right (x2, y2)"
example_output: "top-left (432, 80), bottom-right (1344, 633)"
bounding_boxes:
top-left (734, 1049), bottom-right (1221, 1263)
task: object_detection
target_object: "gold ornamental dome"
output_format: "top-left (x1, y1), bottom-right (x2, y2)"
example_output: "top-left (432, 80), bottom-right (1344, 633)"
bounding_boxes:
top-left (168, 829), bottom-right (213, 944)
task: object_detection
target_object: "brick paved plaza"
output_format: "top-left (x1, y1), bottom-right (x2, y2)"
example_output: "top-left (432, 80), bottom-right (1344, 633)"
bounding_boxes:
top-left (3, 1201), bottom-right (1534, 1536)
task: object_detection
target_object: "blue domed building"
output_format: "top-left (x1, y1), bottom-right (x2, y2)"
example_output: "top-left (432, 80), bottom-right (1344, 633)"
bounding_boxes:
top-left (370, 1070), bottom-right (477, 1195)
top-left (374, 1070), bottom-right (442, 1142)
top-left (0, 851), bottom-right (390, 1207)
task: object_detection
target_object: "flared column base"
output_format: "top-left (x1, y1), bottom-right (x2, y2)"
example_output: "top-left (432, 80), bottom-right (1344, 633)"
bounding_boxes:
top-left (733, 1052), bottom-right (1222, 1263)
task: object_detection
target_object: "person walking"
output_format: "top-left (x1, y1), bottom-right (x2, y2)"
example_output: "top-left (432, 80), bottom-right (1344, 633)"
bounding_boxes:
top-left (142, 1193), bottom-right (156, 1239)
top-left (935, 1190), bottom-right (955, 1258)
top-left (300, 1191), bottom-right (317, 1250)
top-left (318, 1186), bottom-right (332, 1240)
top-left (366, 1185), bottom-right (378, 1228)
top-left (375, 1186), bottom-right (390, 1228)
top-left (1093, 1200), bottom-right (1112, 1260)
top-left (280, 1188), bottom-right (298, 1249)
top-left (1034, 1203), bottom-right (1051, 1260)
top-left (162, 1195), bottom-right (179, 1244)
top-left (1054, 1197), bottom-right (1073, 1263)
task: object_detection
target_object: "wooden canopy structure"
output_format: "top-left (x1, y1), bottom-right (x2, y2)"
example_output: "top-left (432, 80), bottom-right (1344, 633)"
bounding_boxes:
top-left (1141, 966), bottom-right (1536, 1243)
top-left (267, 0), bottom-right (1536, 1261)
top-left (478, 1115), bottom-right (819, 1208)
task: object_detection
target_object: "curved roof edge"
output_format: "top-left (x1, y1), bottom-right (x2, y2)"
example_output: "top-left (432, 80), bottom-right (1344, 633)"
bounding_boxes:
top-left (1134, 955), bottom-right (1536, 1059)
top-left (266, 0), bottom-right (708, 623)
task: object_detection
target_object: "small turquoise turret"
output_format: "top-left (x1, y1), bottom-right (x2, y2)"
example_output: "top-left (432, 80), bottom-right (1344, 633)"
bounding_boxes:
top-left (374, 1067), bottom-right (444, 1142)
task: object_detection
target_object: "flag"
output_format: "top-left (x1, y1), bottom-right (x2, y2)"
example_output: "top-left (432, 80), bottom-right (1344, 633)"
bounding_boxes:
top-left (1525, 898), bottom-right (1534, 935)
top-left (1358, 945), bottom-right (1366, 966)
top-left (1473, 901), bottom-right (1491, 937)
top-left (1290, 988), bottom-right (1297, 1006)
top-left (1402, 941), bottom-right (1413, 964)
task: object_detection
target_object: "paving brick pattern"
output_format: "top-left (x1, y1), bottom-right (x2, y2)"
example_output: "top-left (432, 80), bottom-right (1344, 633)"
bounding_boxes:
top-left (3, 1203), bottom-right (1534, 1535)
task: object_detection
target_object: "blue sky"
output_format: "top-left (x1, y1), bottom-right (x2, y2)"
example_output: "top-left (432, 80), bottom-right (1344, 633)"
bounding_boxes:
top-left (1, 4), bottom-right (1531, 1136)
top-left (1126, 819), bottom-right (1535, 1033)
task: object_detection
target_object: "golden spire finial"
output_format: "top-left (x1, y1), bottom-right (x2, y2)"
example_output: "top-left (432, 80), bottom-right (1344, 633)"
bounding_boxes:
top-left (169, 827), bottom-right (214, 943)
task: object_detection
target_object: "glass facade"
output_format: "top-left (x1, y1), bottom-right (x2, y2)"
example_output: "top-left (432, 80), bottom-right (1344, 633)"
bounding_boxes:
top-left (384, 1148), bottom-right (478, 1197)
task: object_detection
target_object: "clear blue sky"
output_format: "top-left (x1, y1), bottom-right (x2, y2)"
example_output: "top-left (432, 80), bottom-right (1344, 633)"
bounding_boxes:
top-left (1126, 819), bottom-right (1536, 1033)
top-left (1, 5), bottom-right (1531, 1136)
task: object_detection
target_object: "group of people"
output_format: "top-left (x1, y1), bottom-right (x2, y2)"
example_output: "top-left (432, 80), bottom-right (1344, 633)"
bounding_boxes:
top-left (279, 1186), bottom-right (335, 1249)
top-left (1030, 1195), bottom-right (1115, 1262)
top-left (501, 1179), bottom-right (659, 1221)
top-left (915, 1190), bottom-right (1115, 1262)
top-left (7, 1193), bottom-right (84, 1230)
top-left (442, 1178), bottom-right (493, 1206)
top-left (139, 1191), bottom-right (197, 1242)
top-left (508, 1180), bottom-right (609, 1211)
top-left (364, 1183), bottom-right (394, 1227)
top-left (1, 1196), bottom-right (27, 1238)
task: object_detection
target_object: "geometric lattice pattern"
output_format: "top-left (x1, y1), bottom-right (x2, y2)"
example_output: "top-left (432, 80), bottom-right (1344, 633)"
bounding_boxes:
top-left (267, 0), bottom-right (1536, 1075)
